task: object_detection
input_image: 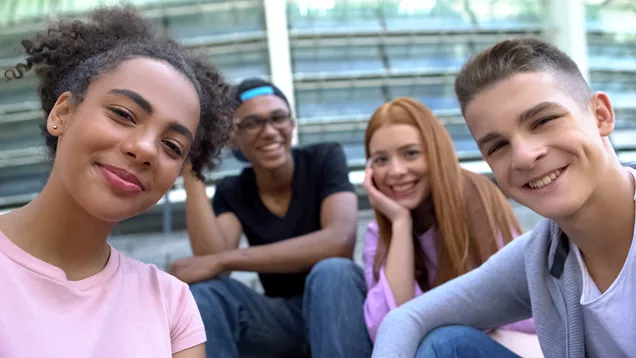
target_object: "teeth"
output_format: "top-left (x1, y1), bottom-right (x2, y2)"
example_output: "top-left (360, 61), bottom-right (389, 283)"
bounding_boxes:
top-left (528, 169), bottom-right (562, 189)
top-left (392, 183), bottom-right (415, 192)
top-left (262, 143), bottom-right (280, 152)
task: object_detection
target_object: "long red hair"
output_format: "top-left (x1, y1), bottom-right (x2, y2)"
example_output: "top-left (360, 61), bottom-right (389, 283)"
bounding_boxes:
top-left (365, 97), bottom-right (521, 290)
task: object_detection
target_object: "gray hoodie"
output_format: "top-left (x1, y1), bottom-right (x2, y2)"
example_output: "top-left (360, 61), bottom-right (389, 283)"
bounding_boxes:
top-left (371, 217), bottom-right (585, 358)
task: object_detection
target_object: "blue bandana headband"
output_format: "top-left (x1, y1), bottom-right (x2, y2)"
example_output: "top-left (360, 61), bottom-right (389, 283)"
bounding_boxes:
top-left (239, 86), bottom-right (274, 102)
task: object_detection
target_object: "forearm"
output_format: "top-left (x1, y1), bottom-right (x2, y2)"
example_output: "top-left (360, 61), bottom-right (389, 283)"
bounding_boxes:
top-left (219, 226), bottom-right (354, 274)
top-left (383, 217), bottom-right (416, 306)
top-left (172, 343), bottom-right (204, 358)
top-left (185, 179), bottom-right (226, 256)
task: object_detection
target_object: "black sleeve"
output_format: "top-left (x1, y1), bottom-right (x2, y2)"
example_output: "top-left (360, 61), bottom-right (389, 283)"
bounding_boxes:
top-left (319, 143), bottom-right (355, 200)
top-left (212, 178), bottom-right (234, 216)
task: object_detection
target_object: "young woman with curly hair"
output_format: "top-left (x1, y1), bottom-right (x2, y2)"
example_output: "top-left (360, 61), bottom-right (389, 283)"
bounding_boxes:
top-left (0, 6), bottom-right (234, 358)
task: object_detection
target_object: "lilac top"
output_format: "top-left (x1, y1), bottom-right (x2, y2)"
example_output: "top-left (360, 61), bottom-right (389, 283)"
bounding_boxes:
top-left (363, 221), bottom-right (536, 341)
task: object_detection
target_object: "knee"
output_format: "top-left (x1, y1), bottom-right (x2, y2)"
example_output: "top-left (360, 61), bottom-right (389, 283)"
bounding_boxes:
top-left (309, 257), bottom-right (358, 278)
top-left (190, 276), bottom-right (230, 297)
top-left (417, 326), bottom-right (483, 356)
top-left (426, 326), bottom-right (477, 343)
top-left (306, 258), bottom-right (361, 287)
top-left (190, 277), bottom-right (234, 313)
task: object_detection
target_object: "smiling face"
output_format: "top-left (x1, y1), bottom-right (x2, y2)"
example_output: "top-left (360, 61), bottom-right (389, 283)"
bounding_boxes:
top-left (47, 57), bottom-right (201, 222)
top-left (368, 124), bottom-right (430, 210)
top-left (464, 71), bottom-right (616, 219)
top-left (232, 95), bottom-right (294, 170)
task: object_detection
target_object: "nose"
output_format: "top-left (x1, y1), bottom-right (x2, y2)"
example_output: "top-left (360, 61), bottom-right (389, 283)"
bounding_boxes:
top-left (388, 157), bottom-right (408, 177)
top-left (510, 138), bottom-right (547, 171)
top-left (120, 130), bottom-right (158, 167)
top-left (259, 121), bottom-right (278, 138)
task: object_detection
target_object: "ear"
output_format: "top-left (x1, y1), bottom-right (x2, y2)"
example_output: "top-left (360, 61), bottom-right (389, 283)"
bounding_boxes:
top-left (590, 92), bottom-right (615, 137)
top-left (47, 92), bottom-right (74, 137)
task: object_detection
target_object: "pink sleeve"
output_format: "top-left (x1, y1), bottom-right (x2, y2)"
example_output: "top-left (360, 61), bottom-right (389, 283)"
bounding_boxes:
top-left (500, 318), bottom-right (537, 334)
top-left (362, 222), bottom-right (423, 342)
top-left (164, 276), bottom-right (207, 354)
top-left (362, 222), bottom-right (380, 290)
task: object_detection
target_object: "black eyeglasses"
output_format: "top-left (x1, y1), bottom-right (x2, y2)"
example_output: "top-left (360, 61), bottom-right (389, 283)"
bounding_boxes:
top-left (236, 112), bottom-right (292, 133)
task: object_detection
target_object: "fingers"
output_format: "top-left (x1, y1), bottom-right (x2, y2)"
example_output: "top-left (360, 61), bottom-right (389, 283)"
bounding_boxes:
top-left (362, 161), bottom-right (402, 218)
top-left (182, 159), bottom-right (193, 172)
top-left (185, 158), bottom-right (193, 168)
top-left (363, 159), bottom-right (374, 189)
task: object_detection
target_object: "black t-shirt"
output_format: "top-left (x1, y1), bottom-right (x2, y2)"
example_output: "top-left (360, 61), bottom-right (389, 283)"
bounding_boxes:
top-left (213, 142), bottom-right (355, 298)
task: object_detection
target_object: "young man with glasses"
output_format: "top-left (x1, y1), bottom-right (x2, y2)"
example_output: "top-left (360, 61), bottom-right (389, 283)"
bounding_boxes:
top-left (171, 78), bottom-right (372, 358)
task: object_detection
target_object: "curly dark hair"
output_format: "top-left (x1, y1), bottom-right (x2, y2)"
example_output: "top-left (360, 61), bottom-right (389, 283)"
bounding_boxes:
top-left (5, 6), bottom-right (235, 180)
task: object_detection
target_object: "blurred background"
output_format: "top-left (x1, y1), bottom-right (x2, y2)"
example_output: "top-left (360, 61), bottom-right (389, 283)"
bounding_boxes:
top-left (0, 0), bottom-right (634, 272)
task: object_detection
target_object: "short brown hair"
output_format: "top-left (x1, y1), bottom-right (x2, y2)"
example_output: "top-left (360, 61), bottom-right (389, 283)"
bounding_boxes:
top-left (455, 37), bottom-right (591, 113)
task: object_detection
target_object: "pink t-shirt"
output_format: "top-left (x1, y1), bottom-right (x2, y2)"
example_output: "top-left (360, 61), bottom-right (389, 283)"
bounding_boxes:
top-left (0, 230), bottom-right (206, 358)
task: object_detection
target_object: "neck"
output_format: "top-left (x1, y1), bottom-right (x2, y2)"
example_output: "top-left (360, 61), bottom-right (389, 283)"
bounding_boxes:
top-left (559, 164), bottom-right (635, 272)
top-left (253, 154), bottom-right (295, 194)
top-left (0, 176), bottom-right (114, 280)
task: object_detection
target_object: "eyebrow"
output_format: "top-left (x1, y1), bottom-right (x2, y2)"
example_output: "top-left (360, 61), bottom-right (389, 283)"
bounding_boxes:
top-left (476, 101), bottom-right (564, 150)
top-left (169, 123), bottom-right (194, 143)
top-left (109, 89), bottom-right (153, 114)
top-left (371, 143), bottom-right (421, 156)
top-left (109, 88), bottom-right (194, 143)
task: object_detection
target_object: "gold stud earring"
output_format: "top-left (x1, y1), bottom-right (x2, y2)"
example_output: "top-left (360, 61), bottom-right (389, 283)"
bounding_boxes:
top-left (52, 125), bottom-right (58, 130)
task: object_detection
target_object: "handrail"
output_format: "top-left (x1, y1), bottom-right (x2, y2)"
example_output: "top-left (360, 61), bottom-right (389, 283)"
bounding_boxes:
top-left (288, 26), bottom-right (544, 40)
top-left (2, 149), bottom-right (636, 214)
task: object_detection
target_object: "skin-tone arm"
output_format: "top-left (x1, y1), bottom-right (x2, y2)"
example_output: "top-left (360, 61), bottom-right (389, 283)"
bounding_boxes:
top-left (184, 173), bottom-right (242, 256)
top-left (383, 217), bottom-right (416, 305)
top-left (218, 191), bottom-right (357, 273)
top-left (173, 344), bottom-right (205, 358)
top-left (172, 171), bottom-right (357, 283)
top-left (364, 165), bottom-right (416, 306)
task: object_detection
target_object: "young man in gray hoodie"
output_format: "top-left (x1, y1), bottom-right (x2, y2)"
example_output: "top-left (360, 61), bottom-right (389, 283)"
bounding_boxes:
top-left (371, 38), bottom-right (636, 358)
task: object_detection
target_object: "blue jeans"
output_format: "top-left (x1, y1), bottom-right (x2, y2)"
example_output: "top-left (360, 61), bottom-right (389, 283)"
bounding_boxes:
top-left (191, 258), bottom-right (372, 358)
top-left (416, 326), bottom-right (521, 358)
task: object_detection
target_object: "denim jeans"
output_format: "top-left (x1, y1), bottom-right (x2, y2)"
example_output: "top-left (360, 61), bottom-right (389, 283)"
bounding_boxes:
top-left (416, 326), bottom-right (521, 358)
top-left (190, 257), bottom-right (372, 358)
